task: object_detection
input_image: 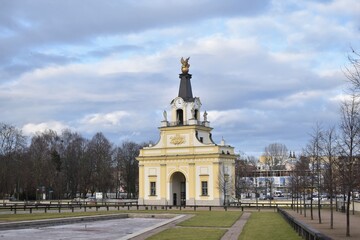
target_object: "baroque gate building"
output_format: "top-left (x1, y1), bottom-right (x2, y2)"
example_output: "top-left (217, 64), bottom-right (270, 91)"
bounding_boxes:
top-left (137, 58), bottom-right (236, 206)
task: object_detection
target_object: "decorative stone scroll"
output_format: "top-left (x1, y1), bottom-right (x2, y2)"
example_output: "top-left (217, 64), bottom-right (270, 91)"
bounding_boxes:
top-left (170, 134), bottom-right (186, 145)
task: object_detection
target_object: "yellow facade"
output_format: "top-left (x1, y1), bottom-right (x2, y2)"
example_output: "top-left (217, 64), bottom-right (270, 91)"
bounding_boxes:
top-left (137, 63), bottom-right (236, 206)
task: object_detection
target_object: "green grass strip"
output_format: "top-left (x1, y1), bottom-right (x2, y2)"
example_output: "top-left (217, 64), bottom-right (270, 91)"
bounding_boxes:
top-left (147, 227), bottom-right (227, 240)
top-left (179, 211), bottom-right (242, 227)
top-left (239, 212), bottom-right (302, 240)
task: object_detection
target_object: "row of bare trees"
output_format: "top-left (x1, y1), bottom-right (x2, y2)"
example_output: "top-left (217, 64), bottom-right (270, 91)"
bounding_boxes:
top-left (233, 50), bottom-right (360, 237)
top-left (290, 49), bottom-right (360, 237)
top-left (0, 126), bottom-right (142, 201)
top-left (291, 121), bottom-right (360, 236)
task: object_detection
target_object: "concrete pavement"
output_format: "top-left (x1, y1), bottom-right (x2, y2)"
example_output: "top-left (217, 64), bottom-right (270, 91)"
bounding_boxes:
top-left (0, 214), bottom-right (183, 240)
top-left (220, 212), bottom-right (251, 240)
top-left (284, 208), bottom-right (360, 240)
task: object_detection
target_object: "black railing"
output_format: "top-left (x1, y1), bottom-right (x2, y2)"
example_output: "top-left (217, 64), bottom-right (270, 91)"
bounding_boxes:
top-left (278, 208), bottom-right (332, 240)
top-left (168, 121), bottom-right (206, 127)
top-left (0, 201), bottom-right (286, 215)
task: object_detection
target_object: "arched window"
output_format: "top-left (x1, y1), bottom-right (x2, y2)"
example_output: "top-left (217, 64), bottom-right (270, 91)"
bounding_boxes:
top-left (176, 109), bottom-right (184, 125)
top-left (194, 109), bottom-right (199, 120)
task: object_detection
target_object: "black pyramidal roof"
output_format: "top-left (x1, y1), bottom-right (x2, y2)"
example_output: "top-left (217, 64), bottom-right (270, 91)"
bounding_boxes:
top-left (178, 73), bottom-right (194, 102)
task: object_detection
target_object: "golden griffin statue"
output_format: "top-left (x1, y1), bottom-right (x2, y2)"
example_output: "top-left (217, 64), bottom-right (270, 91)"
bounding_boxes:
top-left (181, 57), bottom-right (190, 74)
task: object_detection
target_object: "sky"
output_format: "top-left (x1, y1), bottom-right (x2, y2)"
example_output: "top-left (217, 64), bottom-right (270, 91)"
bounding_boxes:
top-left (1, 0), bottom-right (360, 157)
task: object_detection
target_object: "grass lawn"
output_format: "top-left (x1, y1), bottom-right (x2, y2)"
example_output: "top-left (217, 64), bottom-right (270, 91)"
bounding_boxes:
top-left (147, 227), bottom-right (227, 240)
top-left (239, 212), bottom-right (302, 240)
top-left (147, 211), bottom-right (241, 239)
top-left (178, 211), bottom-right (241, 227)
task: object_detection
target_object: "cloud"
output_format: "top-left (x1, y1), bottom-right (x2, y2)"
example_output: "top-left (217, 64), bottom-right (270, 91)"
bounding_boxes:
top-left (22, 121), bottom-right (70, 136)
top-left (0, 0), bottom-right (270, 78)
top-left (1, 0), bottom-right (358, 157)
top-left (80, 111), bottom-right (131, 128)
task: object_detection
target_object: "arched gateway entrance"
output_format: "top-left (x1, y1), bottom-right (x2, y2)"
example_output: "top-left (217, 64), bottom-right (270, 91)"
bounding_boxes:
top-left (170, 172), bottom-right (186, 206)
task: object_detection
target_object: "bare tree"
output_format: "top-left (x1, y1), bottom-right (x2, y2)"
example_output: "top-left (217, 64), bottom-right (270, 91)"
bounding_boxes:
top-left (292, 155), bottom-right (310, 216)
top-left (235, 154), bottom-right (257, 200)
top-left (114, 141), bottom-right (140, 198)
top-left (217, 162), bottom-right (234, 206)
top-left (28, 130), bottom-right (61, 200)
top-left (322, 126), bottom-right (339, 229)
top-left (338, 93), bottom-right (360, 237)
top-left (0, 123), bottom-right (26, 201)
top-left (305, 124), bottom-right (324, 223)
top-left (60, 130), bottom-right (87, 198)
top-left (264, 143), bottom-right (288, 170)
top-left (87, 132), bottom-right (114, 197)
top-left (77, 144), bottom-right (92, 198)
top-left (344, 48), bottom-right (360, 90)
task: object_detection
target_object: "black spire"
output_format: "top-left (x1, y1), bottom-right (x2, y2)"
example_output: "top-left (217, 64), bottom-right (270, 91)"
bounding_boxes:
top-left (178, 73), bottom-right (194, 101)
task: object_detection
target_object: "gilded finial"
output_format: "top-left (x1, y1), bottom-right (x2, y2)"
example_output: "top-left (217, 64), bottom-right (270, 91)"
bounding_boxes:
top-left (180, 57), bottom-right (190, 74)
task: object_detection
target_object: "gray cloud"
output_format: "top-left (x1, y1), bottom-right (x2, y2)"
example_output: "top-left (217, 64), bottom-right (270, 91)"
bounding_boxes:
top-left (86, 45), bottom-right (143, 58)
top-left (0, 0), bottom-right (270, 78)
top-left (1, 0), bottom-right (358, 157)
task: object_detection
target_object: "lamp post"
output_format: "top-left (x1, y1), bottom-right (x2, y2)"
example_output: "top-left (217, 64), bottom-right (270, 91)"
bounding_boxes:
top-left (255, 177), bottom-right (258, 208)
top-left (224, 174), bottom-right (229, 206)
top-left (265, 180), bottom-right (268, 199)
top-left (265, 179), bottom-right (273, 206)
top-left (36, 187), bottom-right (39, 203)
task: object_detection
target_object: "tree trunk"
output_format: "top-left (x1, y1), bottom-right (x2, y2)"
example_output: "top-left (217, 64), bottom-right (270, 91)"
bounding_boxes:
top-left (330, 193), bottom-right (334, 229)
top-left (318, 198), bottom-right (322, 224)
top-left (310, 197), bottom-right (313, 220)
top-left (346, 191), bottom-right (351, 236)
top-left (329, 168), bottom-right (334, 229)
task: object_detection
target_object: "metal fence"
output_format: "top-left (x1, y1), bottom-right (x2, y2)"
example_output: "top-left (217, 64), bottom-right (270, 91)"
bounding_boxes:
top-left (277, 208), bottom-right (332, 240)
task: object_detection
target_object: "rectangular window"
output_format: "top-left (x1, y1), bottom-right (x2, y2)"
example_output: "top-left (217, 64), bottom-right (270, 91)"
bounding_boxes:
top-left (150, 182), bottom-right (156, 196)
top-left (201, 181), bottom-right (208, 196)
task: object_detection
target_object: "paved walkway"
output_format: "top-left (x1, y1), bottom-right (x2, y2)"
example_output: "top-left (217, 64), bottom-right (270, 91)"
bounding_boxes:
top-left (131, 211), bottom-right (252, 240)
top-left (220, 212), bottom-right (251, 240)
top-left (130, 214), bottom-right (194, 240)
top-left (0, 213), bottom-right (185, 240)
top-left (284, 208), bottom-right (360, 240)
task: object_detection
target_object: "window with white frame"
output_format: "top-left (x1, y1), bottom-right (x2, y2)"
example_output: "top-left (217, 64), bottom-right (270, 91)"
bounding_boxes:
top-left (201, 181), bottom-right (208, 196)
top-left (150, 182), bottom-right (156, 196)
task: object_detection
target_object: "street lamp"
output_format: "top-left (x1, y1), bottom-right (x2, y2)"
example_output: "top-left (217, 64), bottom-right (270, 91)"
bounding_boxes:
top-left (224, 174), bottom-right (229, 206)
top-left (265, 180), bottom-right (268, 199)
top-left (36, 188), bottom-right (39, 203)
top-left (255, 177), bottom-right (258, 208)
top-left (265, 178), bottom-right (273, 206)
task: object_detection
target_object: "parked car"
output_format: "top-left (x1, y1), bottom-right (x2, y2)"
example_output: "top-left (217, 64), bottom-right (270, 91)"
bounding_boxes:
top-left (9, 196), bottom-right (17, 201)
top-left (85, 196), bottom-right (96, 202)
top-left (260, 196), bottom-right (274, 200)
top-left (336, 194), bottom-right (345, 199)
top-left (274, 191), bottom-right (284, 197)
top-left (291, 194), bottom-right (302, 199)
top-left (312, 195), bottom-right (325, 201)
top-left (321, 194), bottom-right (329, 200)
top-left (312, 196), bottom-right (321, 201)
